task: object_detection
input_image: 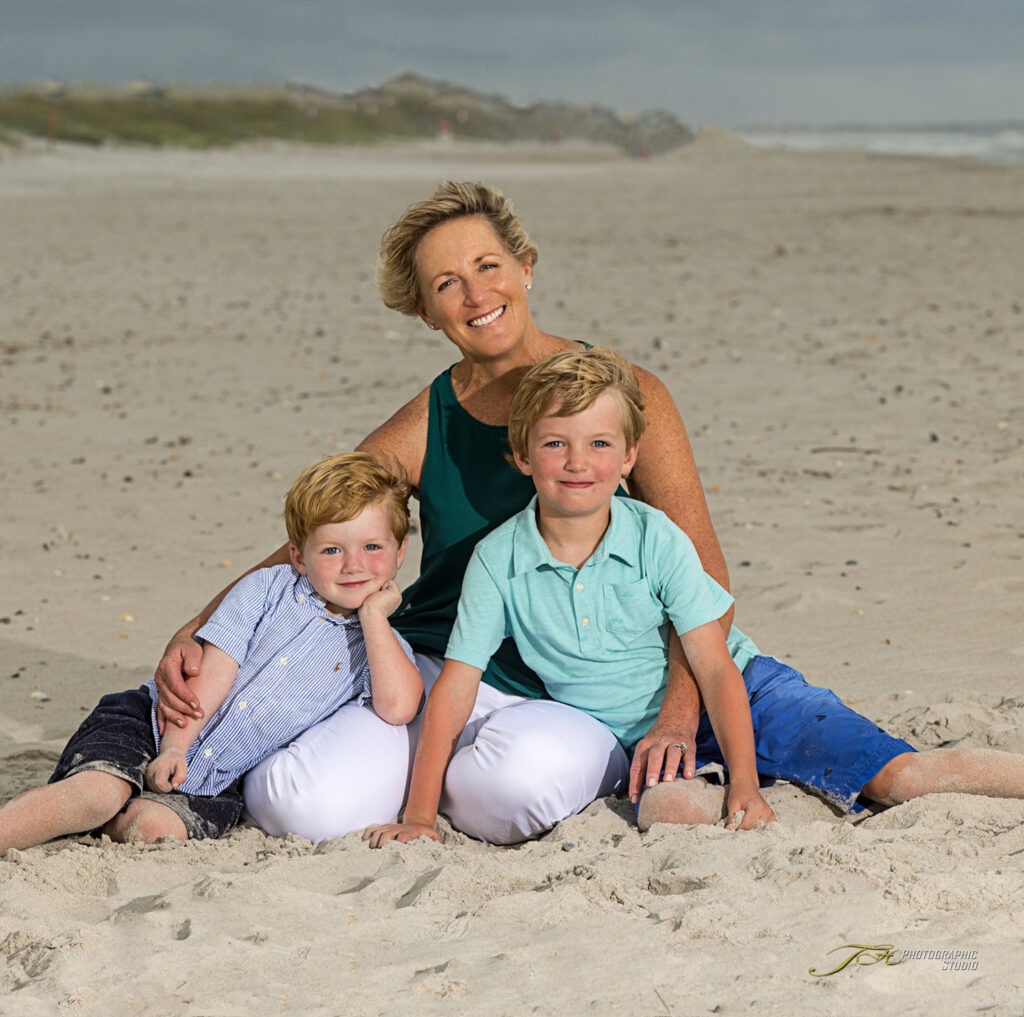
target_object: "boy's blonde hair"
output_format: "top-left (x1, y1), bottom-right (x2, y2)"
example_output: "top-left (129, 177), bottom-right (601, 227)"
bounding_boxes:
top-left (507, 346), bottom-right (647, 463)
top-left (284, 452), bottom-right (411, 549)
top-left (378, 181), bottom-right (539, 317)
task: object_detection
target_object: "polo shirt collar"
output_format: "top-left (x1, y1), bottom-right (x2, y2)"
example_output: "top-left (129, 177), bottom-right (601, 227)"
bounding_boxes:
top-left (511, 494), bottom-right (639, 575)
top-left (601, 496), bottom-right (640, 567)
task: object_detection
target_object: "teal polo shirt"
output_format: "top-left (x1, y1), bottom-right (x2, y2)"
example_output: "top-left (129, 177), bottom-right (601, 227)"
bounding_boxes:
top-left (446, 496), bottom-right (759, 748)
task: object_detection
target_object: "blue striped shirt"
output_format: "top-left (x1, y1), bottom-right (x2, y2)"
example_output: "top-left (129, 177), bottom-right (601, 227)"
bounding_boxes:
top-left (145, 564), bottom-right (415, 796)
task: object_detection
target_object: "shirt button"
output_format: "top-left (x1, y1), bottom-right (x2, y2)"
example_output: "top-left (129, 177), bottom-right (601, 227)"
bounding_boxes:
top-left (238, 701), bottom-right (247, 710)
top-left (298, 595), bottom-right (306, 603)
top-left (575, 583), bottom-right (584, 591)
top-left (318, 617), bottom-right (326, 626)
top-left (204, 748), bottom-right (213, 758)
top-left (581, 617), bottom-right (590, 627)
top-left (279, 656), bottom-right (288, 666)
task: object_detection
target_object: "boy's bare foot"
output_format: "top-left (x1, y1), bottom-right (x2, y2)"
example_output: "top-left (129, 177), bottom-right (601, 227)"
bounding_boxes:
top-left (636, 777), bottom-right (725, 831)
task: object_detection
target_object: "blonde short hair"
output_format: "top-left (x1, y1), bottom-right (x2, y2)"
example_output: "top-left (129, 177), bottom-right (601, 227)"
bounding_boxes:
top-left (378, 181), bottom-right (539, 316)
top-left (284, 452), bottom-right (411, 549)
top-left (507, 346), bottom-right (647, 463)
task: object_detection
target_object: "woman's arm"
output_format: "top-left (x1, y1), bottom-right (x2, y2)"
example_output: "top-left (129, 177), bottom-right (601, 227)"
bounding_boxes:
top-left (355, 385), bottom-right (431, 492)
top-left (629, 365), bottom-right (732, 613)
top-left (626, 365), bottom-right (733, 796)
top-left (154, 544), bottom-right (290, 726)
top-left (629, 629), bottom-right (704, 800)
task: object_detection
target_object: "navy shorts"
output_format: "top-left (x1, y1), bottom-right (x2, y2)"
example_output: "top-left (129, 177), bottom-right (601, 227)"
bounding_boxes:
top-left (49, 686), bottom-right (245, 840)
top-left (667, 656), bottom-right (915, 813)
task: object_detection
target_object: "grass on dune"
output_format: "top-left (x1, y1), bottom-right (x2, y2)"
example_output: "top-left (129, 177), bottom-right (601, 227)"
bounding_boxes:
top-left (0, 93), bottom-right (425, 148)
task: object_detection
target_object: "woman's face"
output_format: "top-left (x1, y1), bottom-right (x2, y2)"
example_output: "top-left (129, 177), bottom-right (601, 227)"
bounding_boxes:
top-left (414, 216), bottom-right (534, 362)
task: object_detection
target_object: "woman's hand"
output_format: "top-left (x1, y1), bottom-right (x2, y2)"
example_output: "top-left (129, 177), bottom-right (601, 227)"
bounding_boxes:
top-left (629, 717), bottom-right (700, 803)
top-left (363, 822), bottom-right (442, 849)
top-left (153, 625), bottom-right (205, 732)
top-left (629, 620), bottom-right (703, 803)
top-left (724, 786), bottom-right (776, 831)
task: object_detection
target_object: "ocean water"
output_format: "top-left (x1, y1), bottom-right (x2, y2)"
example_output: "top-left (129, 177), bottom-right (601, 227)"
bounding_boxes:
top-left (735, 123), bottom-right (1024, 165)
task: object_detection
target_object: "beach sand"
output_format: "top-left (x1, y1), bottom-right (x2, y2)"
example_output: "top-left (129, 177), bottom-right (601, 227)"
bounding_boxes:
top-left (1, 133), bottom-right (1023, 1016)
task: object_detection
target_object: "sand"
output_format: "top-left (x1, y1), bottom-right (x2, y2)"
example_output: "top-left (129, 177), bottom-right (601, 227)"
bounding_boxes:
top-left (1, 132), bottom-right (1023, 1016)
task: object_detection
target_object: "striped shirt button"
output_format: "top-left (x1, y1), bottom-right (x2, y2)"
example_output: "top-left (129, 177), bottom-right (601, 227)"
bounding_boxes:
top-left (238, 701), bottom-right (247, 710)
top-left (204, 748), bottom-right (213, 758)
top-left (279, 656), bottom-right (288, 665)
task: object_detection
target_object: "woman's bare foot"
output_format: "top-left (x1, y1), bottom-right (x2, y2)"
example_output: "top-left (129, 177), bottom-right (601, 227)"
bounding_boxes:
top-left (636, 777), bottom-right (726, 831)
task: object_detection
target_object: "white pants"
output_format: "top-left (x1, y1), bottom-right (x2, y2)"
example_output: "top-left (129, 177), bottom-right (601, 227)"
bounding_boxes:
top-left (243, 654), bottom-right (629, 845)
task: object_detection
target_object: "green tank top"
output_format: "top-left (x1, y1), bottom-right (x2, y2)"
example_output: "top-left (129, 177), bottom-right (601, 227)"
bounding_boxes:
top-left (391, 366), bottom-right (544, 697)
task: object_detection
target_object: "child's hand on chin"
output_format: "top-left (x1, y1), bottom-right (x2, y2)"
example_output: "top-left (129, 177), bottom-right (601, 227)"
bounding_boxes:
top-left (145, 748), bottom-right (188, 793)
top-left (363, 821), bottom-right (442, 849)
top-left (358, 579), bottom-right (403, 620)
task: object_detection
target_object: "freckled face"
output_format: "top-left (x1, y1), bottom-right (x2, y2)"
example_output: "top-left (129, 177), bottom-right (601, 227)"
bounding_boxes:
top-left (415, 216), bottom-right (533, 361)
top-left (513, 392), bottom-right (638, 522)
top-left (289, 503), bottom-right (406, 616)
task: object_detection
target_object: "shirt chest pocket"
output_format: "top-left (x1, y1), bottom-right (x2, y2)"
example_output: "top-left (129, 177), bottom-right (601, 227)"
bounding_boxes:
top-left (602, 580), bottom-right (666, 648)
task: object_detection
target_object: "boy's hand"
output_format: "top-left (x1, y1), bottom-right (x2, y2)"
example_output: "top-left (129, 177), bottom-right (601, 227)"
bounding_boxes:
top-left (358, 579), bottom-right (403, 620)
top-left (724, 786), bottom-right (776, 831)
top-left (145, 748), bottom-right (188, 793)
top-left (363, 821), bottom-right (441, 849)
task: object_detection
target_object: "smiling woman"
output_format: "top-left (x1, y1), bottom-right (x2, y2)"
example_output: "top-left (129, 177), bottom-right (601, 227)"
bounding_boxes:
top-left (154, 181), bottom-right (730, 844)
top-left (413, 216), bottom-right (534, 366)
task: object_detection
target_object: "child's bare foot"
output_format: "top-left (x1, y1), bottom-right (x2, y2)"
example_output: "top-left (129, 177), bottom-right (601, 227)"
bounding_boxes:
top-left (636, 777), bottom-right (725, 830)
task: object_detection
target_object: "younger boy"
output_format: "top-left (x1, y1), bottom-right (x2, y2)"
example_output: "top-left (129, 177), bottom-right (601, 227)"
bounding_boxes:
top-left (0, 453), bottom-right (422, 849)
top-left (366, 347), bottom-right (776, 848)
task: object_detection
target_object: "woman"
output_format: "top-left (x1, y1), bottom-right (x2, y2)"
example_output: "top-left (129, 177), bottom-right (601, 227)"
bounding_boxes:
top-left (155, 181), bottom-right (731, 844)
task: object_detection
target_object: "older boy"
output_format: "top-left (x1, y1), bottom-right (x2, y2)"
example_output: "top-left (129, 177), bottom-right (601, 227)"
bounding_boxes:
top-left (0, 453), bottom-right (422, 849)
top-left (366, 346), bottom-right (777, 847)
top-left (369, 347), bottom-right (1024, 848)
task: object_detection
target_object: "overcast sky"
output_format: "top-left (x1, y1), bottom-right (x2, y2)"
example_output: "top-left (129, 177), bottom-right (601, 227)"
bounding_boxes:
top-left (2, 1), bottom-right (1020, 126)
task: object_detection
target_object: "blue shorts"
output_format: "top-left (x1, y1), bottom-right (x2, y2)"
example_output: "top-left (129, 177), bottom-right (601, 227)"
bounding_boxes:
top-left (676, 656), bottom-right (915, 814)
top-left (49, 686), bottom-right (245, 840)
